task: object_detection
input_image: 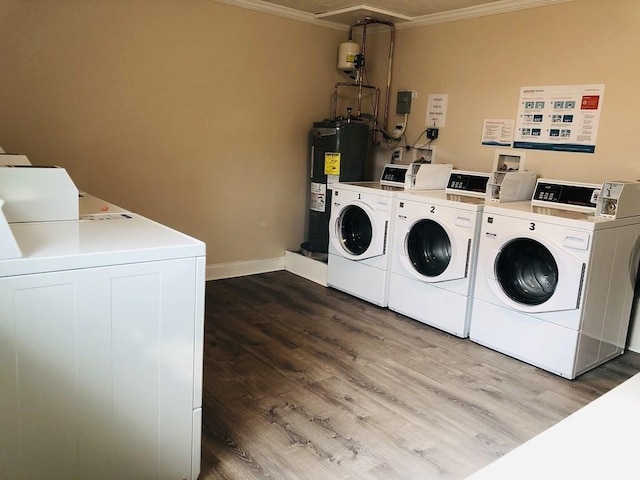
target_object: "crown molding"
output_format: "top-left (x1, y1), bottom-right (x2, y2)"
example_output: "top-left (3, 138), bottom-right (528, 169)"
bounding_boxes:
top-left (212, 0), bottom-right (349, 30)
top-left (211, 0), bottom-right (572, 31)
top-left (398, 0), bottom-right (573, 29)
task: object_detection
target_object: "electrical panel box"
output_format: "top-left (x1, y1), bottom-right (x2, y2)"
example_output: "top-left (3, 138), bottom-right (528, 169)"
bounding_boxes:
top-left (397, 91), bottom-right (412, 114)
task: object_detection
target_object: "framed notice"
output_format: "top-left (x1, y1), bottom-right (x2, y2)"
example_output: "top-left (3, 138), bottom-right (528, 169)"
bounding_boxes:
top-left (513, 84), bottom-right (604, 153)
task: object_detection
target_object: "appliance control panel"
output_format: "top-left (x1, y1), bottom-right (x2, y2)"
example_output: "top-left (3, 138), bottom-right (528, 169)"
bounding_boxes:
top-left (445, 171), bottom-right (490, 196)
top-left (531, 179), bottom-right (601, 211)
top-left (380, 163), bottom-right (409, 187)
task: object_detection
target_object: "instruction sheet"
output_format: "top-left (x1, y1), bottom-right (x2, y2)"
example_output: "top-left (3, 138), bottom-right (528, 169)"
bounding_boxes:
top-left (481, 119), bottom-right (515, 147)
top-left (513, 84), bottom-right (604, 153)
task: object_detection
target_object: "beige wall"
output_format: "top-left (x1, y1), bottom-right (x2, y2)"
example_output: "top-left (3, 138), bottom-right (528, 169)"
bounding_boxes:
top-left (388, 0), bottom-right (640, 182)
top-left (0, 0), bottom-right (346, 265)
top-left (1, 0), bottom-right (640, 274)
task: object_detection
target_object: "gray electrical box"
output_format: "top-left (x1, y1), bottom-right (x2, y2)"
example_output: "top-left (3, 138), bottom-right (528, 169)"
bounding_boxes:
top-left (396, 91), bottom-right (412, 114)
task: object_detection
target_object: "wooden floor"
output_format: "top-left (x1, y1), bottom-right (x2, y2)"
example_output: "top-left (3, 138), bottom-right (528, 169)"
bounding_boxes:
top-left (199, 271), bottom-right (640, 480)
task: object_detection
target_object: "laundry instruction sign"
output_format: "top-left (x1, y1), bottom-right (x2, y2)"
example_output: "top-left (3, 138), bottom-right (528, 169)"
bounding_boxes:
top-left (324, 152), bottom-right (342, 175)
top-left (513, 84), bottom-right (604, 153)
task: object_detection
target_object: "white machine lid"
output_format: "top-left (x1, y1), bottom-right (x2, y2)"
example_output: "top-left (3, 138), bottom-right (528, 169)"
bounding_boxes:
top-left (1, 212), bottom-right (205, 278)
top-left (397, 189), bottom-right (486, 211)
top-left (482, 200), bottom-right (637, 230)
top-left (336, 181), bottom-right (404, 195)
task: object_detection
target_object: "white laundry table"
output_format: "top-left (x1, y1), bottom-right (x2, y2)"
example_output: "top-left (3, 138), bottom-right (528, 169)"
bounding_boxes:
top-left (467, 372), bottom-right (640, 479)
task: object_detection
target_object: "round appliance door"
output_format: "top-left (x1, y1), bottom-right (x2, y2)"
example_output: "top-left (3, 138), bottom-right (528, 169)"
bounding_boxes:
top-left (400, 218), bottom-right (469, 283)
top-left (331, 201), bottom-right (385, 260)
top-left (485, 235), bottom-right (585, 313)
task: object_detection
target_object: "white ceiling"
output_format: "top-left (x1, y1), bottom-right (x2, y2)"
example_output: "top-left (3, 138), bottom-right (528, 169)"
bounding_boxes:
top-left (218, 0), bottom-right (571, 27)
top-left (262, 0), bottom-right (502, 18)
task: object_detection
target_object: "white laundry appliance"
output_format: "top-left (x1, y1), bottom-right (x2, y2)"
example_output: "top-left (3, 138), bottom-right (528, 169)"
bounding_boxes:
top-left (327, 181), bottom-right (402, 306)
top-left (388, 170), bottom-right (490, 337)
top-left (327, 163), bottom-right (452, 306)
top-left (470, 179), bottom-right (640, 379)
top-left (0, 166), bottom-right (205, 479)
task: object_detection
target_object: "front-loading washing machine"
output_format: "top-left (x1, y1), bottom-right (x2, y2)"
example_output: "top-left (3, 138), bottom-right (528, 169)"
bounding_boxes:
top-left (327, 181), bottom-right (402, 306)
top-left (470, 179), bottom-right (640, 379)
top-left (387, 170), bottom-right (490, 337)
top-left (327, 164), bottom-right (453, 307)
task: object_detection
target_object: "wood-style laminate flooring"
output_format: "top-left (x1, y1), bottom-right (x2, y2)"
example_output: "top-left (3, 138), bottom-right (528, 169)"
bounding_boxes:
top-left (199, 271), bottom-right (640, 480)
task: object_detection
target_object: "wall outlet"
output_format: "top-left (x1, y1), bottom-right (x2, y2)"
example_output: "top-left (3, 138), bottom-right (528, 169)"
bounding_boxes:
top-left (391, 147), bottom-right (404, 163)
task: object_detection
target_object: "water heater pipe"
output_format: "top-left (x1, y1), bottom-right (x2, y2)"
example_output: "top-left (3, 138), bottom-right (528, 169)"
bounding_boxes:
top-left (333, 18), bottom-right (395, 138)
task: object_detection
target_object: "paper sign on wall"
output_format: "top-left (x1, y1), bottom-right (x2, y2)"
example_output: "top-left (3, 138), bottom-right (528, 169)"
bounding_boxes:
top-left (481, 119), bottom-right (515, 147)
top-left (513, 84), bottom-right (604, 153)
top-left (426, 94), bottom-right (448, 127)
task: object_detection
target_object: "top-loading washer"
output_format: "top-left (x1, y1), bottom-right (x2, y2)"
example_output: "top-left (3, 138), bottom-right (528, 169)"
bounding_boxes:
top-left (469, 179), bottom-right (640, 379)
top-left (387, 170), bottom-right (490, 337)
top-left (327, 163), bottom-right (453, 307)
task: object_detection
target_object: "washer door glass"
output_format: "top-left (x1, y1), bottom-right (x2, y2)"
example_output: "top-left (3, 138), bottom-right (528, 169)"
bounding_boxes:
top-left (496, 238), bottom-right (558, 305)
top-left (339, 205), bottom-right (372, 255)
top-left (407, 219), bottom-right (451, 277)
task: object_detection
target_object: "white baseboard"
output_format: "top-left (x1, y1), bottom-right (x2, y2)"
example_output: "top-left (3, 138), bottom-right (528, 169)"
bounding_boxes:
top-left (284, 250), bottom-right (328, 286)
top-left (205, 256), bottom-right (285, 281)
top-left (205, 251), bottom-right (328, 287)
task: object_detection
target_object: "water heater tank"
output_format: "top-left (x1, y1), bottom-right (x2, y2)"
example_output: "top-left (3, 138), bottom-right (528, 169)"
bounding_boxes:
top-left (337, 41), bottom-right (361, 74)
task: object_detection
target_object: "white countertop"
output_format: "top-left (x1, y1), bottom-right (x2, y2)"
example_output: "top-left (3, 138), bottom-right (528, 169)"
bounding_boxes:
top-left (466, 372), bottom-right (640, 479)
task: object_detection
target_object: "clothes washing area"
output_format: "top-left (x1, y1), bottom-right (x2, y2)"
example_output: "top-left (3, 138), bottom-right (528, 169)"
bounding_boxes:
top-left (327, 163), bottom-right (453, 307)
top-left (321, 145), bottom-right (640, 380)
top-left (0, 161), bottom-right (205, 480)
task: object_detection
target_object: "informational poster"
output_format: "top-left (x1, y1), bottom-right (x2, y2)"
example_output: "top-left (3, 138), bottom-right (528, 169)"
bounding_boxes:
top-left (481, 119), bottom-right (515, 147)
top-left (513, 84), bottom-right (604, 153)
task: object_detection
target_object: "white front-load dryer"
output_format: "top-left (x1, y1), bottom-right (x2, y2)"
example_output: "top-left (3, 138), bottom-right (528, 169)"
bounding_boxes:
top-left (470, 179), bottom-right (640, 379)
top-left (388, 171), bottom-right (489, 337)
top-left (327, 181), bottom-right (401, 306)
